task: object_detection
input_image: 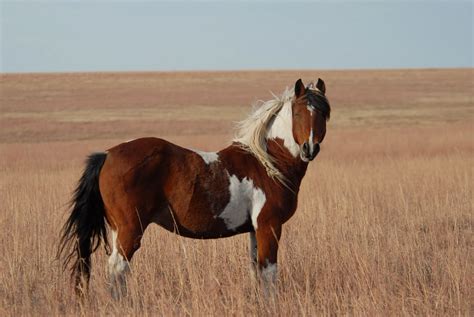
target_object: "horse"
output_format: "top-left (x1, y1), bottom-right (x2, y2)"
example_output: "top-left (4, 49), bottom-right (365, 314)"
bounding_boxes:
top-left (59, 78), bottom-right (331, 298)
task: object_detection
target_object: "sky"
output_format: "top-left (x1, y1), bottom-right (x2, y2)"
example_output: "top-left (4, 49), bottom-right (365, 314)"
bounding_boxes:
top-left (1, 1), bottom-right (472, 73)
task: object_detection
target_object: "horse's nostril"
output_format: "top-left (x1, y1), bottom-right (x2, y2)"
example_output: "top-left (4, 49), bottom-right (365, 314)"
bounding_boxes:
top-left (302, 142), bottom-right (309, 152)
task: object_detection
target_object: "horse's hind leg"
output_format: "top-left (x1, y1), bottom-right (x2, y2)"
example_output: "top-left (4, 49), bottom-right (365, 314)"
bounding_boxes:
top-left (108, 224), bottom-right (144, 300)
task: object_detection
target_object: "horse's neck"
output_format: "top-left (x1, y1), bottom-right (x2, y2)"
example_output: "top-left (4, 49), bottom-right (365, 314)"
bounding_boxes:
top-left (266, 139), bottom-right (308, 191)
top-left (266, 102), bottom-right (300, 158)
top-left (265, 103), bottom-right (308, 191)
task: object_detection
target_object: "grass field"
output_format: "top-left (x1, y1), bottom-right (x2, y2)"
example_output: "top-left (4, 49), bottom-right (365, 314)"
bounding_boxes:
top-left (0, 69), bottom-right (472, 315)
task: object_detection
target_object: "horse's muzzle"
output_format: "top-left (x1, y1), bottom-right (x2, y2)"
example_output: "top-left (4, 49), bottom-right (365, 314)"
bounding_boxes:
top-left (300, 142), bottom-right (320, 162)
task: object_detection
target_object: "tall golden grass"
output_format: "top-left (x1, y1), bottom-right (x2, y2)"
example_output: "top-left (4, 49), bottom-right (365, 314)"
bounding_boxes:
top-left (0, 70), bottom-right (472, 315)
top-left (1, 124), bottom-right (471, 315)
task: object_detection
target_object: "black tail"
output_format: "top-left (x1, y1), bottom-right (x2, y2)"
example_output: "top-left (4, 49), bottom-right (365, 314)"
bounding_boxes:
top-left (58, 152), bottom-right (110, 295)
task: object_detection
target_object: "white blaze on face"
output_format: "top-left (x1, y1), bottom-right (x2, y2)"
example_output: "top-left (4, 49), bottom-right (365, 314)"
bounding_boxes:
top-left (308, 106), bottom-right (315, 154)
top-left (195, 150), bottom-right (219, 164)
top-left (218, 174), bottom-right (266, 231)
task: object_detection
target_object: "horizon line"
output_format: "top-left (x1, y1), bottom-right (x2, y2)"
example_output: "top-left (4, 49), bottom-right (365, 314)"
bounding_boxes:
top-left (1, 66), bottom-right (472, 76)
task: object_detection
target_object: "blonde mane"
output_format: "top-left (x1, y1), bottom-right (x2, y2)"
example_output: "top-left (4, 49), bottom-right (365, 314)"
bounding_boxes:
top-left (233, 88), bottom-right (295, 186)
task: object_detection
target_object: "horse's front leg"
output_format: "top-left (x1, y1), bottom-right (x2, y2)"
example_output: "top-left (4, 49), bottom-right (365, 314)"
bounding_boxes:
top-left (255, 220), bottom-right (282, 293)
top-left (249, 231), bottom-right (258, 279)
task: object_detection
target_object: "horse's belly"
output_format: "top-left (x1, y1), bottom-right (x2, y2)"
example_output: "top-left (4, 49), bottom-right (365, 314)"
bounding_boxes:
top-left (156, 207), bottom-right (254, 239)
top-left (160, 167), bottom-right (265, 238)
top-left (153, 200), bottom-right (253, 239)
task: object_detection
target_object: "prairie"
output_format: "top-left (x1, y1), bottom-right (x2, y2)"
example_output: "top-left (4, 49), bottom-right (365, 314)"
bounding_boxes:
top-left (0, 69), bottom-right (472, 315)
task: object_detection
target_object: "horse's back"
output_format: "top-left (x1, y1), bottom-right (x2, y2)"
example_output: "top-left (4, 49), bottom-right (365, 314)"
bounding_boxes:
top-left (106, 137), bottom-right (179, 163)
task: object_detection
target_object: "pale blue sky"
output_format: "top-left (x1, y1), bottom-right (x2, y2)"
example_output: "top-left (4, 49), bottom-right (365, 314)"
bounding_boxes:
top-left (1, 1), bottom-right (472, 73)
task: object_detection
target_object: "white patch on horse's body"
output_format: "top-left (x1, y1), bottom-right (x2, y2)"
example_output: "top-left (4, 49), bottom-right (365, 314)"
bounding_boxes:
top-left (266, 102), bottom-right (300, 158)
top-left (218, 174), bottom-right (266, 231)
top-left (124, 138), bottom-right (137, 143)
top-left (251, 187), bottom-right (266, 229)
top-left (108, 230), bottom-right (129, 299)
top-left (194, 150), bottom-right (219, 164)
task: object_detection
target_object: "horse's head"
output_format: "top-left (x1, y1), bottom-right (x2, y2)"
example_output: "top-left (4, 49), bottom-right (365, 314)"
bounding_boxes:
top-left (292, 78), bottom-right (331, 162)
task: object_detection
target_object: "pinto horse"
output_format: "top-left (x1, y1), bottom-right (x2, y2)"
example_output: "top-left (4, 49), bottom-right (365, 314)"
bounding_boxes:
top-left (59, 78), bottom-right (331, 298)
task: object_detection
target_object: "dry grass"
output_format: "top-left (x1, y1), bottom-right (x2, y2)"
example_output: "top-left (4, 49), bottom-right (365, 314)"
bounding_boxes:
top-left (0, 69), bottom-right (472, 316)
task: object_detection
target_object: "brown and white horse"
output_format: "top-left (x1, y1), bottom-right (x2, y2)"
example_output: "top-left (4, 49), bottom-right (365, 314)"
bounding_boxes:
top-left (59, 78), bottom-right (331, 298)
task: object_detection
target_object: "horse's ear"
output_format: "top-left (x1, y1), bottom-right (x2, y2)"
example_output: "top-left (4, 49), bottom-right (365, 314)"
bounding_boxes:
top-left (295, 79), bottom-right (305, 98)
top-left (316, 78), bottom-right (326, 95)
